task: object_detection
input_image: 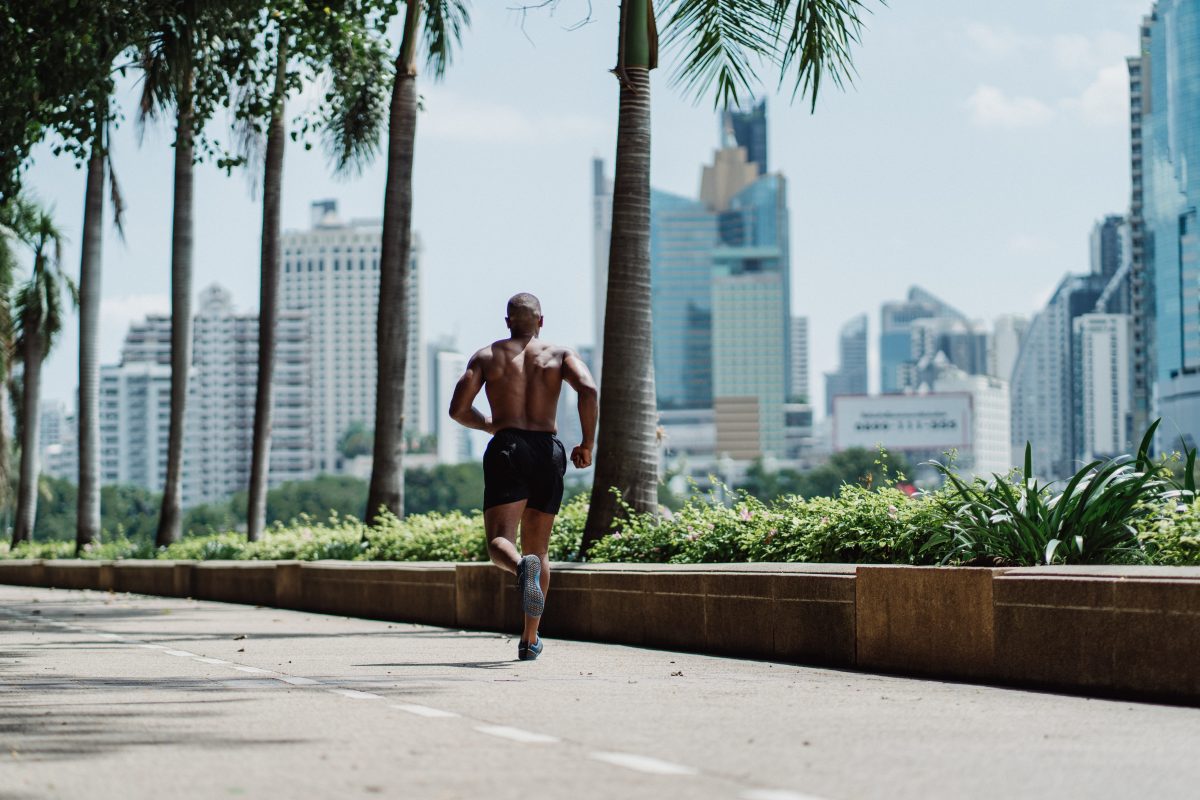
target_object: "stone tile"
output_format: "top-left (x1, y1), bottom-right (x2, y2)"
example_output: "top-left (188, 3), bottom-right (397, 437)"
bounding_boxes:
top-left (993, 604), bottom-right (1116, 690)
top-left (1111, 608), bottom-right (1200, 698)
top-left (856, 566), bottom-right (998, 679)
top-left (590, 571), bottom-right (647, 646)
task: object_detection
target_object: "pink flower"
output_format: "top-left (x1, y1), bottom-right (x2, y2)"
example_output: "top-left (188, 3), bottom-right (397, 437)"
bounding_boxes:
top-left (887, 505), bottom-right (899, 520)
top-left (740, 508), bottom-right (753, 522)
top-left (611, 532), bottom-right (622, 539)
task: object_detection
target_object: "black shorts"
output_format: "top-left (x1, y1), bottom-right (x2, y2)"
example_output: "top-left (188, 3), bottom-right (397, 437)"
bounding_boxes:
top-left (483, 429), bottom-right (567, 514)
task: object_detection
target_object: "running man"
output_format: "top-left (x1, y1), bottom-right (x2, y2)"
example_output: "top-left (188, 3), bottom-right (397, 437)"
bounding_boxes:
top-left (449, 293), bottom-right (598, 661)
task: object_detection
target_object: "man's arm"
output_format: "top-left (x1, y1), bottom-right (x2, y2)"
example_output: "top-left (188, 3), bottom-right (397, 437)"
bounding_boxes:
top-left (449, 353), bottom-right (495, 434)
top-left (562, 349), bottom-right (598, 468)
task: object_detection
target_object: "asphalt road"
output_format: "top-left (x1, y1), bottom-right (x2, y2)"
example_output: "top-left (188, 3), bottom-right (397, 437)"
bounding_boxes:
top-left (1, 583), bottom-right (1198, 800)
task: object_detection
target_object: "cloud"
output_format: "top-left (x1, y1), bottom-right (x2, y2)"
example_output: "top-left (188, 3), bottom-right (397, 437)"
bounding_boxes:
top-left (966, 86), bottom-right (1054, 128)
top-left (1062, 64), bottom-right (1129, 127)
top-left (1050, 31), bottom-right (1132, 73)
top-left (964, 23), bottom-right (1031, 60)
top-left (418, 91), bottom-right (603, 144)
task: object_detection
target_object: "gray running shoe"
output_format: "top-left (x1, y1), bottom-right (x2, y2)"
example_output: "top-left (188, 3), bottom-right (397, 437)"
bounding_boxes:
top-left (516, 554), bottom-right (544, 618)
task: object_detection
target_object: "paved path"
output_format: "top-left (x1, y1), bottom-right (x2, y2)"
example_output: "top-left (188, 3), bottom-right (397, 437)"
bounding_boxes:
top-left (1, 584), bottom-right (1198, 800)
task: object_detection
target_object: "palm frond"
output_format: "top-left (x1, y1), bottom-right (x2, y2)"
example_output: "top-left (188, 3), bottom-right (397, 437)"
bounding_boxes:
top-left (323, 30), bottom-right (391, 175)
top-left (661, 0), bottom-right (777, 108)
top-left (773, 0), bottom-right (873, 111)
top-left (423, 0), bottom-right (472, 78)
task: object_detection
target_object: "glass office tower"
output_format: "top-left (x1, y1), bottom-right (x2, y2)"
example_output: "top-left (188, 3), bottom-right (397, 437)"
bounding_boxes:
top-left (1143, 0), bottom-right (1200, 449)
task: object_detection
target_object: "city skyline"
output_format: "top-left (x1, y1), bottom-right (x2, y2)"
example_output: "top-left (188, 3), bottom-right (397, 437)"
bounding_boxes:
top-left (19, 1), bottom-right (1139, 416)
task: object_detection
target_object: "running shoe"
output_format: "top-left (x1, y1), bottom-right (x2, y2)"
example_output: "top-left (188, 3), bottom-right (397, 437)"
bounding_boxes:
top-left (516, 554), bottom-right (544, 618)
top-left (518, 635), bottom-right (544, 661)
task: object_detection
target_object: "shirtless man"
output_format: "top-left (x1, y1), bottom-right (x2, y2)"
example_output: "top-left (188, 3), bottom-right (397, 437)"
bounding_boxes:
top-left (449, 293), bottom-right (598, 661)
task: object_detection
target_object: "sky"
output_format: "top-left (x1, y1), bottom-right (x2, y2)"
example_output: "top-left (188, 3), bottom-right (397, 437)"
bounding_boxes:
top-left (21, 0), bottom-right (1149, 413)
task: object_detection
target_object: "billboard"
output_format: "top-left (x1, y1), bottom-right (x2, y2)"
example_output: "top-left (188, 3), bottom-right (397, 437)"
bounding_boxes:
top-left (833, 393), bottom-right (972, 452)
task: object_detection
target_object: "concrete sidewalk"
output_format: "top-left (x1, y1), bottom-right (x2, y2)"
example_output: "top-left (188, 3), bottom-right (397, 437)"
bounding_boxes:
top-left (1, 584), bottom-right (1196, 799)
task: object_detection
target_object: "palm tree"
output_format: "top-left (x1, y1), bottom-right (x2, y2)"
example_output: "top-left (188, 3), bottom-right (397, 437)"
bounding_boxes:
top-left (138, 1), bottom-right (245, 547)
top-left (7, 200), bottom-right (77, 545)
top-left (0, 199), bottom-right (27, 529)
top-left (365, 0), bottom-right (470, 525)
top-left (582, 0), bottom-right (874, 550)
top-left (242, 3), bottom-right (389, 541)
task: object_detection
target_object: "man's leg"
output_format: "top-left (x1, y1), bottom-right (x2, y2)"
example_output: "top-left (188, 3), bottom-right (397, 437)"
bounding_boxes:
top-left (484, 500), bottom-right (527, 574)
top-left (518, 507), bottom-right (555, 644)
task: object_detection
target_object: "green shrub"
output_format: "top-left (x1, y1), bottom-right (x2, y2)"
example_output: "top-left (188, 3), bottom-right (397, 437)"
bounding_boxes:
top-left (927, 424), bottom-right (1187, 566)
top-left (1137, 498), bottom-right (1200, 566)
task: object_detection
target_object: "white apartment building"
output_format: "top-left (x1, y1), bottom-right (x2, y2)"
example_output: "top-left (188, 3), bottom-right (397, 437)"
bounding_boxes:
top-left (100, 285), bottom-right (314, 507)
top-left (1074, 313), bottom-right (1132, 460)
top-left (281, 200), bottom-right (423, 474)
top-left (790, 316), bottom-right (810, 402)
top-left (39, 400), bottom-right (76, 480)
top-left (100, 360), bottom-right (172, 492)
top-left (433, 349), bottom-right (471, 465)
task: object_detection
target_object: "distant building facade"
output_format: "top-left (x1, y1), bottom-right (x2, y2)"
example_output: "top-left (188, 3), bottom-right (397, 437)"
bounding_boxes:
top-left (1074, 313), bottom-right (1133, 461)
top-left (824, 314), bottom-right (868, 416)
top-left (1139, 0), bottom-right (1200, 451)
top-left (281, 200), bottom-right (423, 474)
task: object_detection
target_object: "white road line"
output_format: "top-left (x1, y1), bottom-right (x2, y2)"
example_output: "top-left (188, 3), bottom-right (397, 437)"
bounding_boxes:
top-left (233, 665), bottom-right (274, 675)
top-left (193, 657), bottom-right (230, 665)
top-left (392, 703), bottom-right (459, 719)
top-left (741, 791), bottom-right (830, 800)
top-left (162, 649), bottom-right (197, 657)
top-left (474, 725), bottom-right (560, 744)
top-left (326, 688), bottom-right (383, 700)
top-left (589, 752), bottom-right (697, 776)
top-left (97, 633), bottom-right (126, 640)
top-left (275, 675), bottom-right (321, 686)
top-left (138, 644), bottom-right (166, 650)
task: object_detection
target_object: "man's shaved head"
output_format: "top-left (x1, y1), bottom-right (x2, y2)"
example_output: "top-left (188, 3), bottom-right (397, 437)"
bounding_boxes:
top-left (506, 293), bottom-right (543, 335)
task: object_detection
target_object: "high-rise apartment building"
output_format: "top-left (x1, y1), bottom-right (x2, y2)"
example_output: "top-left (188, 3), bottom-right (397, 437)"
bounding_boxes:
top-left (1127, 20), bottom-right (1154, 440)
top-left (99, 285), bottom-right (313, 506)
top-left (1139, 0), bottom-right (1200, 450)
top-left (432, 348), bottom-right (471, 465)
top-left (186, 285), bottom-right (314, 504)
top-left (281, 200), bottom-right (423, 474)
top-left (824, 314), bottom-right (868, 416)
top-left (790, 316), bottom-right (810, 403)
top-left (1010, 273), bottom-right (1108, 478)
top-left (1074, 313), bottom-right (1133, 460)
top-left (39, 401), bottom-right (76, 480)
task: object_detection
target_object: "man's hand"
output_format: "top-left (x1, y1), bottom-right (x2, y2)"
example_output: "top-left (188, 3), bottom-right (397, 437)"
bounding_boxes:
top-left (570, 444), bottom-right (593, 469)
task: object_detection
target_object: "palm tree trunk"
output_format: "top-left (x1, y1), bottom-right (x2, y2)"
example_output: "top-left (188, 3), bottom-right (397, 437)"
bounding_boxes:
top-left (12, 328), bottom-right (44, 545)
top-left (247, 40), bottom-right (288, 542)
top-left (156, 85), bottom-right (195, 547)
top-left (582, 0), bottom-right (660, 552)
top-left (365, 1), bottom-right (421, 526)
top-left (76, 126), bottom-right (105, 553)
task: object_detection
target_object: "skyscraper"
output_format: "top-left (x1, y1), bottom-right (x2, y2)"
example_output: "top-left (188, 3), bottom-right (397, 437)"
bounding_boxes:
top-left (722, 100), bottom-right (768, 176)
top-left (1127, 20), bottom-right (1154, 441)
top-left (790, 315), bottom-right (810, 403)
top-left (281, 200), bottom-right (423, 474)
top-left (1074, 313), bottom-right (1133, 460)
top-left (989, 314), bottom-right (1029, 382)
top-left (825, 314), bottom-right (868, 416)
top-left (1139, 0), bottom-right (1200, 450)
top-left (879, 287), bottom-right (974, 394)
top-left (1010, 273), bottom-right (1107, 478)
